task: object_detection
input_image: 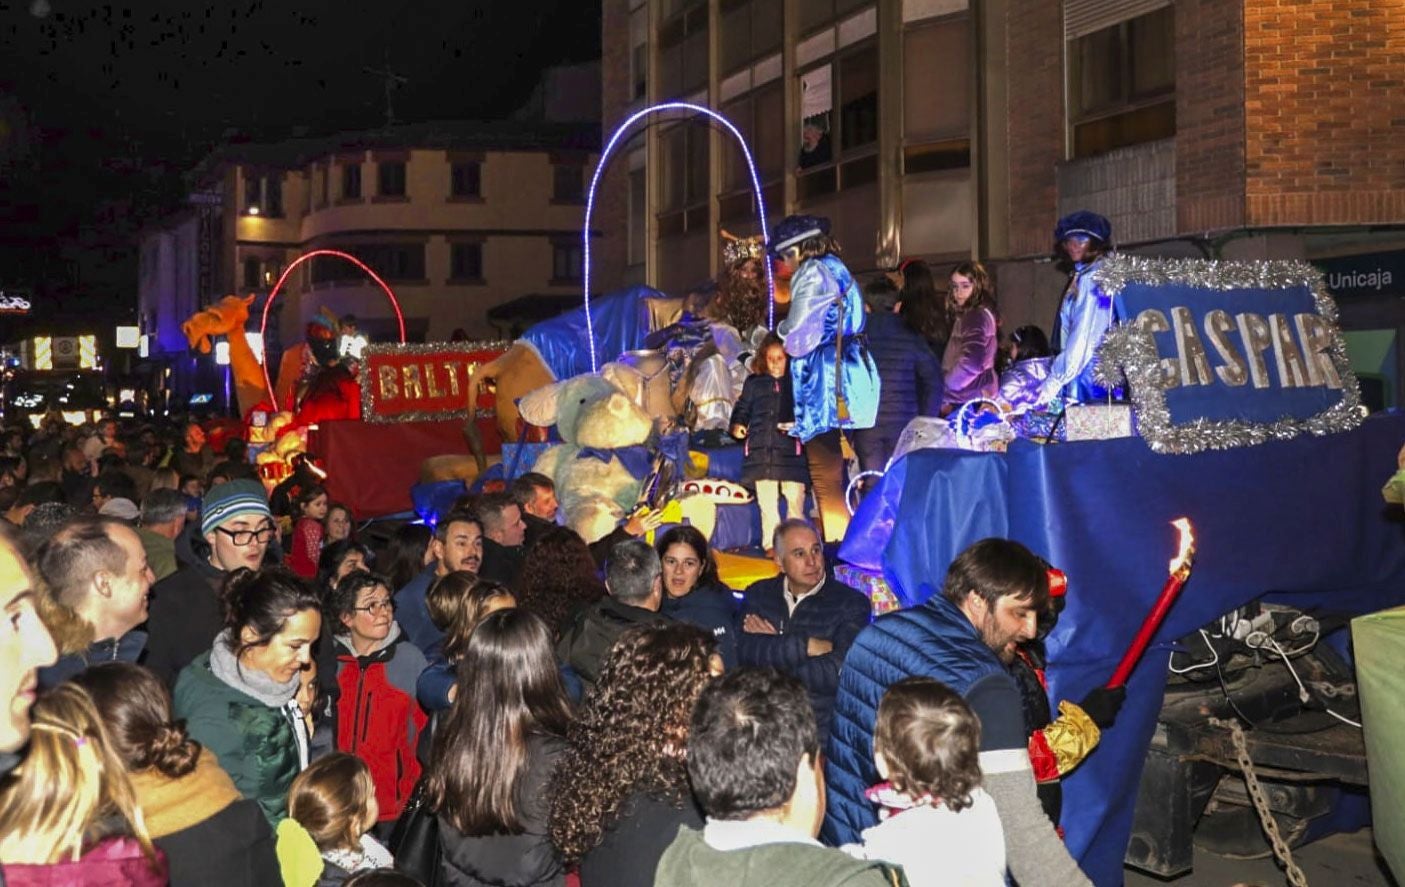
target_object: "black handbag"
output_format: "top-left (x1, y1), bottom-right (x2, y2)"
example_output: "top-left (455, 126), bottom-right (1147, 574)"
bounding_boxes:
top-left (388, 778), bottom-right (444, 887)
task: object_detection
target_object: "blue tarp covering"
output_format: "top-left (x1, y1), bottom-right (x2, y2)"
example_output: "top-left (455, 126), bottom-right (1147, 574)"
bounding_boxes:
top-left (839, 412), bottom-right (1405, 886)
top-left (518, 285), bottom-right (666, 381)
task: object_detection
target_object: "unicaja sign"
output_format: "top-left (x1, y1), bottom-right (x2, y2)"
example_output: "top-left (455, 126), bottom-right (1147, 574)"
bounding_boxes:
top-left (1327, 269), bottom-right (1393, 292)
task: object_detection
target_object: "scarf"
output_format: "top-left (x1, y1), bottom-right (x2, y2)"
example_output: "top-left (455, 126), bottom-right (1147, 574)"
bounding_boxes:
top-left (209, 629), bottom-right (301, 708)
top-left (128, 749), bottom-right (243, 838)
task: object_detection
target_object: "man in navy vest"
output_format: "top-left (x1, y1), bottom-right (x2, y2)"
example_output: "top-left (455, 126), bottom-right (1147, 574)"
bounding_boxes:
top-left (824, 538), bottom-right (1097, 886)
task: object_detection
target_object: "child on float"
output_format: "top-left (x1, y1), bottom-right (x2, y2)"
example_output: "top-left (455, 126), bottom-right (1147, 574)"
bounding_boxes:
top-left (279, 753), bottom-right (394, 887)
top-left (288, 484), bottom-right (330, 579)
top-left (940, 261), bottom-right (1001, 414)
top-left (770, 214), bottom-right (880, 543)
top-left (1037, 211), bottom-right (1120, 406)
top-left (729, 333), bottom-right (810, 556)
top-left (996, 325), bottom-right (1053, 410)
top-left (842, 677), bottom-right (1005, 887)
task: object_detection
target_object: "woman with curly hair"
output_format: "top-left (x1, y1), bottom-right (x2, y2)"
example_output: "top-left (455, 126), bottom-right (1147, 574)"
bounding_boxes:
top-left (514, 526), bottom-right (605, 638)
top-left (548, 623), bottom-right (718, 887)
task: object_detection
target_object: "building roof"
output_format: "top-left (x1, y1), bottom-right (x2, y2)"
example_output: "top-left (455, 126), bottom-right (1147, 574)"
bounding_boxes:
top-left (188, 119), bottom-right (601, 185)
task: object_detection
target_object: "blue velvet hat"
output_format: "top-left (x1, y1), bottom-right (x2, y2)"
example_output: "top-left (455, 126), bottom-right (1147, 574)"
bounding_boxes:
top-left (770, 214), bottom-right (831, 255)
top-left (1053, 210), bottom-right (1112, 246)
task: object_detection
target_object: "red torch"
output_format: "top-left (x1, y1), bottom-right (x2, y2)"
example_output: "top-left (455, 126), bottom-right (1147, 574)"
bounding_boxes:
top-left (1106, 518), bottom-right (1196, 689)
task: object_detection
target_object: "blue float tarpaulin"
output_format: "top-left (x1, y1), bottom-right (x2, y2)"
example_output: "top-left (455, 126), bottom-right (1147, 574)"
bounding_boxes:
top-left (841, 413), bottom-right (1405, 885)
top-left (519, 285), bottom-right (666, 381)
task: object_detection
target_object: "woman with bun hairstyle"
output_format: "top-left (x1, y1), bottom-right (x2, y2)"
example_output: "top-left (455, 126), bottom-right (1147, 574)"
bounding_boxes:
top-left (74, 662), bottom-right (280, 886)
top-left (173, 567), bottom-right (323, 824)
top-left (0, 682), bottom-right (168, 885)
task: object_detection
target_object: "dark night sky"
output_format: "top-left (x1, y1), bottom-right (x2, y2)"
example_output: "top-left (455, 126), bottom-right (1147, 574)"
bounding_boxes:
top-left (0, 0), bottom-right (602, 330)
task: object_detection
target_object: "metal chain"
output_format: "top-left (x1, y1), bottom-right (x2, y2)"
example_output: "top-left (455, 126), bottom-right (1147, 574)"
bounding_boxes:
top-left (1209, 717), bottom-right (1309, 887)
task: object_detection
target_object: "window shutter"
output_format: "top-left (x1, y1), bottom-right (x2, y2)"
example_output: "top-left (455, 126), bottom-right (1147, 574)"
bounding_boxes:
top-left (1063, 0), bottom-right (1170, 39)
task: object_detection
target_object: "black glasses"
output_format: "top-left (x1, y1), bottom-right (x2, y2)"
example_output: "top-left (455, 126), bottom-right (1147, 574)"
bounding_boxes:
top-left (214, 524), bottom-right (276, 546)
top-left (352, 599), bottom-right (396, 616)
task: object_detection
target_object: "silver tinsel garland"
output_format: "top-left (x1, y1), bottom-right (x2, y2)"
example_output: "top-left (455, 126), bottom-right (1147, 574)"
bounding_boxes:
top-left (1091, 255), bottom-right (1364, 455)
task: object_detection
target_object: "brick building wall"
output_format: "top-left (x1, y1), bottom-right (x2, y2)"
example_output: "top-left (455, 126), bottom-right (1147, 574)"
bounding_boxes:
top-left (594, 0), bottom-right (633, 289)
top-left (1243, 0), bottom-right (1405, 226)
top-left (1003, 0), bottom-right (1065, 257)
top-left (1176, 0), bottom-right (1246, 232)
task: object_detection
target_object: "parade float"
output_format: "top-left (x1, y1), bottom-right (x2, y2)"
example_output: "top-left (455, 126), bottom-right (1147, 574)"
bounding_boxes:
top-left (177, 101), bottom-right (1405, 886)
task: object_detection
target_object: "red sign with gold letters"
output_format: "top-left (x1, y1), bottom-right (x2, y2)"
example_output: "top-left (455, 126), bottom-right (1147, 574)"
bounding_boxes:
top-left (361, 341), bottom-right (510, 423)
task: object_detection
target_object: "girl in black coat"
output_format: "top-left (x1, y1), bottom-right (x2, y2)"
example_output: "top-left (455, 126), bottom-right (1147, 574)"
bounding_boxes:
top-left (729, 336), bottom-right (810, 556)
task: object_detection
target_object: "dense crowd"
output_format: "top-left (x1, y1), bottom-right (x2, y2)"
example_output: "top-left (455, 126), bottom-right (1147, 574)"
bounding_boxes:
top-left (0, 211), bottom-right (1132, 887)
top-left (0, 410), bottom-right (1128, 887)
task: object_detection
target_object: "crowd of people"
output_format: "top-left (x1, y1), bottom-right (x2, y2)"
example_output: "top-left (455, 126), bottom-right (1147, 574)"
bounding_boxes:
top-left (0, 210), bottom-right (1130, 886)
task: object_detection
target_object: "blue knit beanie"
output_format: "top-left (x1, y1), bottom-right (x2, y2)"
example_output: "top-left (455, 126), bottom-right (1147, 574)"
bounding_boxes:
top-left (201, 479), bottom-right (272, 536)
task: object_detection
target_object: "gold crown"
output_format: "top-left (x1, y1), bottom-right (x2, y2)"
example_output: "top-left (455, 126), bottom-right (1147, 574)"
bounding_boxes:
top-left (721, 230), bottom-right (765, 266)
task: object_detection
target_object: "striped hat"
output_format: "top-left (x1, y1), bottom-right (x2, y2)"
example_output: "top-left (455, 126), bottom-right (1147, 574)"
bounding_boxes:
top-left (201, 479), bottom-right (272, 536)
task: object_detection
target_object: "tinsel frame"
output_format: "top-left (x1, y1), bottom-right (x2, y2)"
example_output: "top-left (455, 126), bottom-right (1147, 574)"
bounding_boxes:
top-left (1091, 255), bottom-right (1363, 455)
top-left (360, 340), bottom-right (513, 424)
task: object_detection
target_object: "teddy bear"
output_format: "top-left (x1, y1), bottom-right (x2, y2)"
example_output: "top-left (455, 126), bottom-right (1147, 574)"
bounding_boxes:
top-left (526, 374), bottom-right (659, 544)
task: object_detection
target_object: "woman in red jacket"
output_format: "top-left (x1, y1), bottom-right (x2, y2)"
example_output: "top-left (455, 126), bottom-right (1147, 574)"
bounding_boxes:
top-left (327, 570), bottom-right (429, 826)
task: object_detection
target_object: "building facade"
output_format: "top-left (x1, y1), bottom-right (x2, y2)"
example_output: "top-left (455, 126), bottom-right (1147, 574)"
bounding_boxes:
top-left (138, 121), bottom-right (601, 406)
top-left (599, 0), bottom-right (1405, 404)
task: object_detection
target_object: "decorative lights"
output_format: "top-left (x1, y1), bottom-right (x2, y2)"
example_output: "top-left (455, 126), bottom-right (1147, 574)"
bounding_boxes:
top-left (583, 102), bottom-right (775, 374)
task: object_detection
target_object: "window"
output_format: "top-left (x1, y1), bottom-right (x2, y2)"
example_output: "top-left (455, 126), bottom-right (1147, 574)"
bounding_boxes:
top-left (312, 244), bottom-right (424, 284)
top-left (902, 16), bottom-right (972, 174)
top-left (243, 257), bottom-right (261, 290)
top-left (265, 176), bottom-right (282, 216)
top-left (839, 49), bottom-right (877, 152)
top-left (796, 45), bottom-right (877, 195)
top-left (628, 167), bottom-right (646, 266)
top-left (316, 165), bottom-right (329, 208)
top-left (1068, 6), bottom-right (1175, 158)
top-left (798, 0), bottom-right (867, 35)
top-left (552, 241), bottom-right (584, 282)
top-left (720, 80), bottom-right (784, 199)
top-left (243, 174), bottom-right (260, 213)
top-left (341, 163), bottom-right (362, 200)
top-left (720, 0), bottom-right (782, 74)
top-left (451, 161), bottom-right (481, 198)
top-left (658, 5), bottom-right (708, 98)
top-left (378, 161), bottom-right (407, 198)
top-left (553, 162), bottom-right (585, 202)
top-left (450, 243), bottom-right (484, 281)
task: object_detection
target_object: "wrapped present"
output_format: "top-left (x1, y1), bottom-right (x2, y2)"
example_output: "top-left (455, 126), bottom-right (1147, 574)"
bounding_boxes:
top-left (833, 564), bottom-right (902, 616)
top-left (1064, 403), bottom-right (1136, 441)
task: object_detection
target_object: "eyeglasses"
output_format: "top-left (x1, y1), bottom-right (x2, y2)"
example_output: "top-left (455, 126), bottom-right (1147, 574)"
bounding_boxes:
top-left (214, 524), bottom-right (276, 546)
top-left (352, 599), bottom-right (395, 616)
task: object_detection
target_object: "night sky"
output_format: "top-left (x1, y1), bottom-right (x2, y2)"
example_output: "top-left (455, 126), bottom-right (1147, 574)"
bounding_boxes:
top-left (0, 0), bottom-right (602, 334)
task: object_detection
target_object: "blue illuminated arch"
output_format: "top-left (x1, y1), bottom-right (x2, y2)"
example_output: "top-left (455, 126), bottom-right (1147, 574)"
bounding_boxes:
top-left (583, 101), bottom-right (776, 373)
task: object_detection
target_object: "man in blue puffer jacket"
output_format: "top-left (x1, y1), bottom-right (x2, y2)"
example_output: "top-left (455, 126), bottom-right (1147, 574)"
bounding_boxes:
top-left (738, 519), bottom-right (870, 740)
top-left (824, 538), bottom-right (1095, 887)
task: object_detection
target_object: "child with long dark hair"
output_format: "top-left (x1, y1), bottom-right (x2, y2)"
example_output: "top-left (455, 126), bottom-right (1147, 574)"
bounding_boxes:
top-left (729, 335), bottom-right (809, 555)
top-left (940, 261), bottom-right (1000, 412)
top-left (288, 485), bottom-right (330, 579)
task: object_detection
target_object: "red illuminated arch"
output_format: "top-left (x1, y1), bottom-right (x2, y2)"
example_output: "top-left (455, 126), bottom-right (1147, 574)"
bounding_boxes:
top-left (259, 249), bottom-right (406, 411)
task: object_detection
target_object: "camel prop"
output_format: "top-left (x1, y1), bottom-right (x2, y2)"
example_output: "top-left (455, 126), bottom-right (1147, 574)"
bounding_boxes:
top-left (182, 294), bottom-right (265, 418)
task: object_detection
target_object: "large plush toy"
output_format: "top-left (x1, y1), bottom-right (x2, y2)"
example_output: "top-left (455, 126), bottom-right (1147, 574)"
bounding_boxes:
top-left (182, 294), bottom-right (265, 418)
top-left (527, 374), bottom-right (657, 544)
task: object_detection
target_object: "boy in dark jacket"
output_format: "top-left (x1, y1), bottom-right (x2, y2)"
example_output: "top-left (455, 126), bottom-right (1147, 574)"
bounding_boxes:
top-left (853, 277), bottom-right (943, 476)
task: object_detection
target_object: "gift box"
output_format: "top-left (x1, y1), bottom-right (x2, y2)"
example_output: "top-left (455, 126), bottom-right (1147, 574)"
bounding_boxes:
top-left (1064, 403), bottom-right (1136, 441)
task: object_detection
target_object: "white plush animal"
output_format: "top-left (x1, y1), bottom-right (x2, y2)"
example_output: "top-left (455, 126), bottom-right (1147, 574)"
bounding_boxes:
top-left (529, 374), bottom-right (657, 543)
